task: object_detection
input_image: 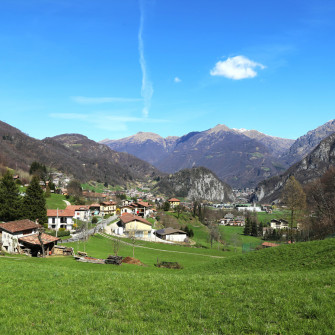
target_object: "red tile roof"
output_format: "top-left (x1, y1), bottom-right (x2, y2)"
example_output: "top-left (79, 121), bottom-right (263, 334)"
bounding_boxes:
top-left (66, 205), bottom-right (89, 211)
top-left (89, 203), bottom-right (100, 208)
top-left (136, 201), bottom-right (149, 207)
top-left (0, 219), bottom-right (39, 233)
top-left (120, 213), bottom-right (151, 226)
top-left (262, 242), bottom-right (280, 248)
top-left (168, 198), bottom-right (180, 202)
top-left (101, 201), bottom-right (117, 206)
top-left (47, 209), bottom-right (75, 217)
top-left (19, 233), bottom-right (60, 245)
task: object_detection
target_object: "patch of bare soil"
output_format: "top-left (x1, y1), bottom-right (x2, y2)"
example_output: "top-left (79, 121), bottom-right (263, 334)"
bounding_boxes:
top-left (122, 256), bottom-right (145, 266)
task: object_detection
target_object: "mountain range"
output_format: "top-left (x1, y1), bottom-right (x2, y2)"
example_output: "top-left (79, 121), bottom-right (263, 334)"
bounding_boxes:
top-left (0, 121), bottom-right (231, 201)
top-left (102, 125), bottom-right (294, 188)
top-left (2, 118), bottom-right (335, 201)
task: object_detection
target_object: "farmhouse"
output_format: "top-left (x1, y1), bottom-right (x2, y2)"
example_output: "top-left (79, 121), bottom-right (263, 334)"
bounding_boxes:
top-left (47, 209), bottom-right (75, 231)
top-left (118, 213), bottom-right (152, 238)
top-left (0, 219), bottom-right (59, 256)
top-left (168, 198), bottom-right (180, 208)
top-left (154, 228), bottom-right (187, 242)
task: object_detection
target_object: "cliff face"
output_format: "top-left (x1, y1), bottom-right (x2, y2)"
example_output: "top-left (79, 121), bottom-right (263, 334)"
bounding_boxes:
top-left (255, 133), bottom-right (335, 203)
top-left (154, 167), bottom-right (234, 202)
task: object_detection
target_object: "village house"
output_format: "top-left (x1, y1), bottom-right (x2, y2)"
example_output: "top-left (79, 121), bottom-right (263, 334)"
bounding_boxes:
top-left (168, 198), bottom-right (180, 209)
top-left (66, 205), bottom-right (90, 221)
top-left (122, 199), bottom-right (134, 206)
top-left (47, 209), bottom-right (75, 231)
top-left (100, 201), bottom-right (117, 216)
top-left (220, 213), bottom-right (245, 226)
top-left (270, 219), bottom-right (289, 230)
top-left (220, 213), bottom-right (234, 225)
top-left (154, 227), bottom-right (187, 242)
top-left (89, 203), bottom-right (101, 216)
top-left (121, 204), bottom-right (136, 215)
top-left (0, 219), bottom-right (59, 256)
top-left (134, 201), bottom-right (151, 217)
top-left (117, 213), bottom-right (152, 238)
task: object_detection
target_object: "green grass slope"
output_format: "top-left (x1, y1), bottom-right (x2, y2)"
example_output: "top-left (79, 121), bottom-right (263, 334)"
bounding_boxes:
top-left (0, 237), bottom-right (335, 334)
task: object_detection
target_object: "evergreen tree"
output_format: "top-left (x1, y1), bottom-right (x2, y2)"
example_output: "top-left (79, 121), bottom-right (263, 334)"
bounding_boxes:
top-left (258, 222), bottom-right (264, 237)
top-left (251, 220), bottom-right (258, 237)
top-left (243, 218), bottom-right (251, 235)
top-left (23, 176), bottom-right (47, 223)
top-left (45, 185), bottom-right (51, 198)
top-left (0, 170), bottom-right (23, 221)
top-left (163, 201), bottom-right (170, 211)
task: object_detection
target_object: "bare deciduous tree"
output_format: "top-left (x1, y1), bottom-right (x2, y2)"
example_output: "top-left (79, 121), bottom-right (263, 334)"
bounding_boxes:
top-left (281, 176), bottom-right (306, 242)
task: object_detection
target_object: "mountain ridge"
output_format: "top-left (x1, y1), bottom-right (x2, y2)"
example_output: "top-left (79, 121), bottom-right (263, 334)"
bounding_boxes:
top-left (255, 132), bottom-right (335, 203)
top-left (102, 124), bottom-right (294, 188)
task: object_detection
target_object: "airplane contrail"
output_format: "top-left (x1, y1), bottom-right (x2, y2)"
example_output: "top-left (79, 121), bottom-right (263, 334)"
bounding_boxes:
top-left (138, 0), bottom-right (153, 118)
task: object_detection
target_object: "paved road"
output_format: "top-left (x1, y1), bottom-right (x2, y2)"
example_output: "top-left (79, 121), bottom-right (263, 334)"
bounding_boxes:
top-left (63, 215), bottom-right (118, 242)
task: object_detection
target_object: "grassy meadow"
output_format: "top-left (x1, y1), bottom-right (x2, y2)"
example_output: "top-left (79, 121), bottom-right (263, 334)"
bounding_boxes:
top-left (46, 193), bottom-right (68, 209)
top-left (1, 231), bottom-right (335, 334)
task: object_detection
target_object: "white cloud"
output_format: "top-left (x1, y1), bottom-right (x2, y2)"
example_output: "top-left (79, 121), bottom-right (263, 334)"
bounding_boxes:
top-left (174, 77), bottom-right (181, 83)
top-left (71, 96), bottom-right (141, 104)
top-left (210, 55), bottom-right (265, 80)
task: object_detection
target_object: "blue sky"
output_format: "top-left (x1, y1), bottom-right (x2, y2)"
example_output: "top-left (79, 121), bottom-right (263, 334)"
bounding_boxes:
top-left (0, 0), bottom-right (334, 142)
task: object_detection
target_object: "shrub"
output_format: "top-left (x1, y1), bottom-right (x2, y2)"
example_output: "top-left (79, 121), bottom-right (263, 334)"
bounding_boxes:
top-left (49, 230), bottom-right (70, 237)
top-left (92, 216), bottom-right (98, 224)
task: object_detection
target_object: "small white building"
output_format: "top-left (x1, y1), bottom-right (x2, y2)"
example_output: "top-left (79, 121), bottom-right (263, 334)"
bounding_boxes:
top-left (154, 228), bottom-right (187, 242)
top-left (47, 209), bottom-right (75, 231)
top-left (237, 204), bottom-right (262, 212)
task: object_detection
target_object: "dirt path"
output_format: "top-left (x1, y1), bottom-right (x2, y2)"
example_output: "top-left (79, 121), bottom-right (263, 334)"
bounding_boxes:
top-left (98, 232), bottom-right (225, 259)
top-left (63, 200), bottom-right (71, 206)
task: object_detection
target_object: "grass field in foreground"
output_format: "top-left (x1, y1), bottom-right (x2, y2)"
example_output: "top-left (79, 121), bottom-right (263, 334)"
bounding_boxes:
top-left (1, 236), bottom-right (335, 334)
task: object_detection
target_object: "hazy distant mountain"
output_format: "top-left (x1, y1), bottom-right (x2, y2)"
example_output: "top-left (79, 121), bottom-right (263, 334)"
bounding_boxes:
top-left (154, 166), bottom-right (234, 202)
top-left (281, 119), bottom-right (335, 166)
top-left (101, 132), bottom-right (179, 166)
top-left (103, 124), bottom-right (293, 188)
top-left (255, 132), bottom-right (335, 203)
top-left (0, 121), bottom-right (161, 186)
